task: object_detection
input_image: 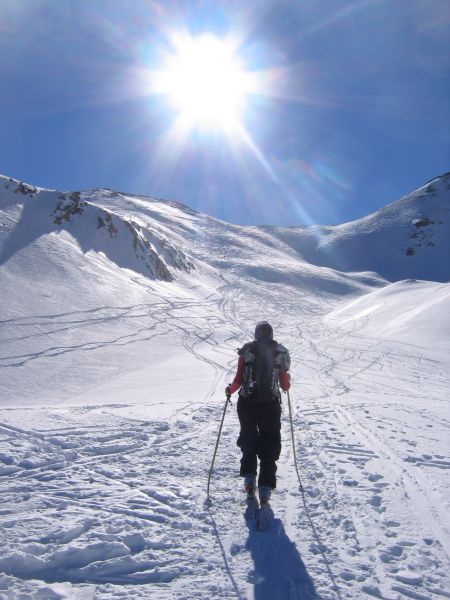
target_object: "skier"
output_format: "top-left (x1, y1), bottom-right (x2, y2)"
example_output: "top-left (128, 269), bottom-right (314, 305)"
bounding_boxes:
top-left (226, 321), bottom-right (291, 508)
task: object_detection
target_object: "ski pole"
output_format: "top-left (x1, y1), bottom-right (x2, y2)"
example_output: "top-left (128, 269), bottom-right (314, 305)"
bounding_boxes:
top-left (287, 388), bottom-right (303, 492)
top-left (206, 390), bottom-right (231, 503)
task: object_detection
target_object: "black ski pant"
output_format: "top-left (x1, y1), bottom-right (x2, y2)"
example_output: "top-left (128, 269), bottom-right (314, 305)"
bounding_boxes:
top-left (237, 395), bottom-right (281, 489)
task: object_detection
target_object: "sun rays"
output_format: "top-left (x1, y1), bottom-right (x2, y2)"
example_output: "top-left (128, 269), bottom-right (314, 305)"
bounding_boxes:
top-left (138, 24), bottom-right (352, 227)
top-left (143, 31), bottom-right (284, 186)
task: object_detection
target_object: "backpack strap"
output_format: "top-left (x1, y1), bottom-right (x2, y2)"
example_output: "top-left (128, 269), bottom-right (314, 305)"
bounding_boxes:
top-left (270, 344), bottom-right (290, 399)
top-left (238, 342), bottom-right (256, 397)
top-left (275, 343), bottom-right (291, 371)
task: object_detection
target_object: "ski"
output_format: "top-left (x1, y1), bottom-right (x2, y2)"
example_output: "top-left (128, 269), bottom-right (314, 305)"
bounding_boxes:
top-left (244, 493), bottom-right (259, 519)
top-left (256, 501), bottom-right (270, 531)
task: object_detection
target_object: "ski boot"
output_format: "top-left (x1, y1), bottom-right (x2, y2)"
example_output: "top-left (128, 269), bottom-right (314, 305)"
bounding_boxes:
top-left (257, 486), bottom-right (271, 531)
top-left (244, 474), bottom-right (258, 519)
top-left (258, 485), bottom-right (271, 506)
top-left (244, 474), bottom-right (256, 498)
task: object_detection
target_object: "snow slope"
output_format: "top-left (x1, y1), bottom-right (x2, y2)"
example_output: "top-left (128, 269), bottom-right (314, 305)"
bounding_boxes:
top-left (327, 279), bottom-right (450, 353)
top-left (271, 173), bottom-right (450, 283)
top-left (0, 173), bottom-right (449, 599)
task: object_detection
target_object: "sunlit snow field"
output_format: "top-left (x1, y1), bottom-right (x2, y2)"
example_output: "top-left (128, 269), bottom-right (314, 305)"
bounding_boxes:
top-left (0, 174), bottom-right (449, 599)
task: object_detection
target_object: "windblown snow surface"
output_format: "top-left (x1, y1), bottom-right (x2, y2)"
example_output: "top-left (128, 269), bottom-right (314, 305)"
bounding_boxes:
top-left (0, 172), bottom-right (449, 600)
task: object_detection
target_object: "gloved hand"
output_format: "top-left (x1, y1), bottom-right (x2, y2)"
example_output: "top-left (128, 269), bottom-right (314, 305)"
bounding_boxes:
top-left (225, 385), bottom-right (231, 397)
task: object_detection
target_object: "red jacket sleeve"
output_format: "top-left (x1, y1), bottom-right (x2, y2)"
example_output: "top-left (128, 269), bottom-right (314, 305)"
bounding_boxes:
top-left (229, 356), bottom-right (245, 394)
top-left (279, 370), bottom-right (291, 391)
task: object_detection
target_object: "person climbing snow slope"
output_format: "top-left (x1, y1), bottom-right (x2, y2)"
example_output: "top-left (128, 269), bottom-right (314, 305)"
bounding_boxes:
top-left (226, 321), bottom-right (291, 507)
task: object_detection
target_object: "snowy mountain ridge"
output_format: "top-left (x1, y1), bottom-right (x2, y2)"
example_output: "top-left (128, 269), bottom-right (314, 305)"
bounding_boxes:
top-left (0, 172), bottom-right (449, 599)
top-left (270, 172), bottom-right (450, 283)
top-left (1, 171), bottom-right (449, 288)
top-left (0, 176), bottom-right (193, 281)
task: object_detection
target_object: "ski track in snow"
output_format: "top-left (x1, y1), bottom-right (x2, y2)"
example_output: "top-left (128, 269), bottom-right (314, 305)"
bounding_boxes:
top-left (0, 276), bottom-right (449, 599)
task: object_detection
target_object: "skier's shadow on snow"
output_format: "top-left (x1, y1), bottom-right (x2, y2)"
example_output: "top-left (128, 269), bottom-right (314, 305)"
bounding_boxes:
top-left (246, 513), bottom-right (321, 600)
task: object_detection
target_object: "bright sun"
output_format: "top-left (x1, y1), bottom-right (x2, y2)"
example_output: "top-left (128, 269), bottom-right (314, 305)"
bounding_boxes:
top-left (153, 33), bottom-right (254, 132)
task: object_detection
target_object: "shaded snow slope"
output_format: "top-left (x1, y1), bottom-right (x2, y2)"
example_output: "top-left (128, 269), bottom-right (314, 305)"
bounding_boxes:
top-left (0, 177), bottom-right (193, 281)
top-left (0, 173), bottom-right (449, 599)
top-left (271, 172), bottom-right (450, 283)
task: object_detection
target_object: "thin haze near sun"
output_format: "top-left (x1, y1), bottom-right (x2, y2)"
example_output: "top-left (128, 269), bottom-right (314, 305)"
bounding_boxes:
top-left (151, 32), bottom-right (258, 134)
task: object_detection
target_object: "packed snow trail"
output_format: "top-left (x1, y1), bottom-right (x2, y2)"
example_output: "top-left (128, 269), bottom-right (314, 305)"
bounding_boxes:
top-left (1, 276), bottom-right (449, 599)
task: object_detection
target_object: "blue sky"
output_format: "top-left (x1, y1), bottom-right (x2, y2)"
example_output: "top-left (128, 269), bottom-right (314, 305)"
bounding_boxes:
top-left (0, 0), bottom-right (449, 226)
